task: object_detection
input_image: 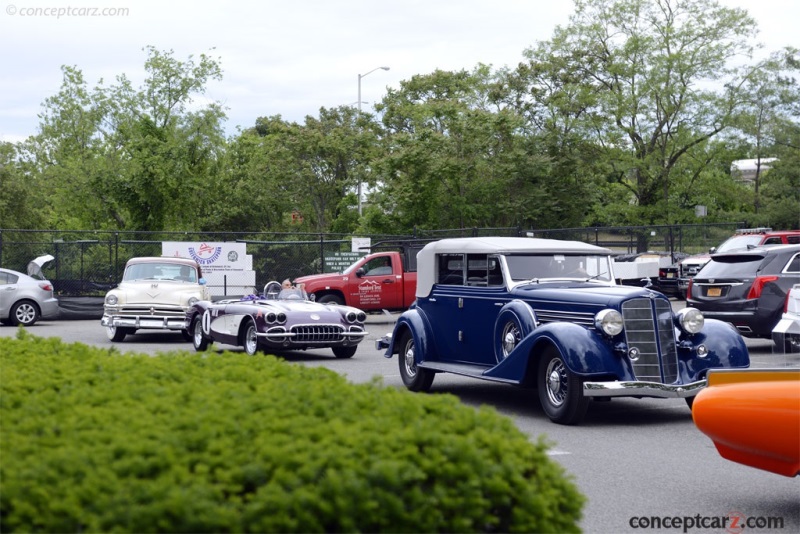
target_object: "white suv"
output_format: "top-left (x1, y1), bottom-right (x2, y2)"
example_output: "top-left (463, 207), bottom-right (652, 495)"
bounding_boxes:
top-left (773, 284), bottom-right (800, 353)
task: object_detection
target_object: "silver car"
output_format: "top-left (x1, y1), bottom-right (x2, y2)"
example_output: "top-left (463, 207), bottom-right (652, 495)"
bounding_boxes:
top-left (0, 255), bottom-right (59, 326)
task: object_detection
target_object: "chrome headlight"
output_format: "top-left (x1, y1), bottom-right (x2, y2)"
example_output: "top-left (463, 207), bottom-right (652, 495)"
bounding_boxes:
top-left (188, 297), bottom-right (199, 307)
top-left (105, 294), bottom-right (118, 306)
top-left (678, 307), bottom-right (704, 334)
top-left (595, 309), bottom-right (623, 336)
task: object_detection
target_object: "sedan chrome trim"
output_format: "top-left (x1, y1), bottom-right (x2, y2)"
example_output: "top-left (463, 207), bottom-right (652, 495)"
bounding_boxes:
top-left (583, 379), bottom-right (707, 398)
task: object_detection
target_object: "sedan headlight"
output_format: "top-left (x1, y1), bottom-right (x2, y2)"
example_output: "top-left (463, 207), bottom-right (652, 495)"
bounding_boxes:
top-left (677, 307), bottom-right (704, 334)
top-left (595, 309), bottom-right (623, 336)
top-left (105, 294), bottom-right (118, 306)
top-left (188, 297), bottom-right (199, 307)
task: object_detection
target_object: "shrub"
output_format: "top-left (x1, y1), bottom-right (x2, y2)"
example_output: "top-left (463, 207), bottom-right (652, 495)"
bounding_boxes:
top-left (0, 331), bottom-right (584, 532)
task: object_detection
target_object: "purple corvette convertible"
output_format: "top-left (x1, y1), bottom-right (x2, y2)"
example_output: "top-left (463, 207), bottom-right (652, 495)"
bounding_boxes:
top-left (186, 281), bottom-right (368, 358)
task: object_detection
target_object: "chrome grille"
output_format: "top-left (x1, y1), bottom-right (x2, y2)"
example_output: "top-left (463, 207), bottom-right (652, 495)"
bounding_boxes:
top-left (534, 309), bottom-right (595, 328)
top-left (118, 306), bottom-right (185, 317)
top-left (290, 324), bottom-right (344, 343)
top-left (621, 298), bottom-right (678, 383)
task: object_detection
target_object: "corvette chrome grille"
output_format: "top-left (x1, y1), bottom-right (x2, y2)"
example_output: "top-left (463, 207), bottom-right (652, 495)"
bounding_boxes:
top-left (290, 324), bottom-right (345, 343)
top-left (621, 298), bottom-right (678, 383)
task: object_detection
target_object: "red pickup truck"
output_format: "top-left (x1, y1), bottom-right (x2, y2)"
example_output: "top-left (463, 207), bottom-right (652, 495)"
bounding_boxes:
top-left (294, 250), bottom-right (418, 311)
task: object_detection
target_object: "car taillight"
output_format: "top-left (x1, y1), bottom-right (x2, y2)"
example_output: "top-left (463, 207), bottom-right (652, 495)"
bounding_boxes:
top-left (687, 277), bottom-right (693, 296)
top-left (38, 282), bottom-right (53, 291)
top-left (785, 291), bottom-right (792, 313)
top-left (746, 276), bottom-right (779, 299)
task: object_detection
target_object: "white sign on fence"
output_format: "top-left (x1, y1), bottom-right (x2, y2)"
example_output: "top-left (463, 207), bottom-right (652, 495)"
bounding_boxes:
top-left (161, 242), bottom-right (256, 297)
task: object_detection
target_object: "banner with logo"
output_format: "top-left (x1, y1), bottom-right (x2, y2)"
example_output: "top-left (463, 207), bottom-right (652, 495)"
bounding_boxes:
top-left (162, 242), bottom-right (255, 296)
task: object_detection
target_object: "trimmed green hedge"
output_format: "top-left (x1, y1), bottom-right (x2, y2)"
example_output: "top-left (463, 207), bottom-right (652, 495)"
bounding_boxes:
top-left (1, 331), bottom-right (584, 533)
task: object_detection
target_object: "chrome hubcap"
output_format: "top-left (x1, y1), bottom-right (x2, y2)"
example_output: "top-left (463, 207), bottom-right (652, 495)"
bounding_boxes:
top-left (545, 359), bottom-right (567, 406)
top-left (501, 323), bottom-right (519, 358)
top-left (403, 340), bottom-right (416, 377)
top-left (193, 321), bottom-right (203, 345)
top-left (245, 327), bottom-right (257, 354)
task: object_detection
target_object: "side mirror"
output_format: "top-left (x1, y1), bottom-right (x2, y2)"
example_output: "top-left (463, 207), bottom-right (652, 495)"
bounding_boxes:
top-left (708, 247), bottom-right (717, 254)
top-left (356, 267), bottom-right (366, 277)
top-left (199, 278), bottom-right (207, 285)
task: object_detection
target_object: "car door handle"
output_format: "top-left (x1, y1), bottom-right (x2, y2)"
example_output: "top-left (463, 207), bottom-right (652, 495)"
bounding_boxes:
top-left (382, 279), bottom-right (395, 284)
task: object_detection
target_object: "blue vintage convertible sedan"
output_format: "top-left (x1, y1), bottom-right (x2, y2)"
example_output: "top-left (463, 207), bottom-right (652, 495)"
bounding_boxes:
top-left (377, 237), bottom-right (750, 425)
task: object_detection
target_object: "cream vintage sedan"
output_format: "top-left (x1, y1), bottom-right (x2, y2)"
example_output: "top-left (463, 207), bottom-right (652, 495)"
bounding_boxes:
top-left (101, 257), bottom-right (210, 342)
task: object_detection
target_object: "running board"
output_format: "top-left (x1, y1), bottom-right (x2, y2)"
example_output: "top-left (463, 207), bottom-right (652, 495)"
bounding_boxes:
top-left (418, 361), bottom-right (521, 385)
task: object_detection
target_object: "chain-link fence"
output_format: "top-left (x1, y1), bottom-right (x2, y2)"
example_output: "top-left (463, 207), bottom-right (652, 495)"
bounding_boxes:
top-left (0, 223), bottom-right (743, 298)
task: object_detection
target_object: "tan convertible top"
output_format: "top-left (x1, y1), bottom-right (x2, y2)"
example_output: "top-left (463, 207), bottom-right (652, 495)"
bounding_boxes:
top-left (415, 237), bottom-right (612, 298)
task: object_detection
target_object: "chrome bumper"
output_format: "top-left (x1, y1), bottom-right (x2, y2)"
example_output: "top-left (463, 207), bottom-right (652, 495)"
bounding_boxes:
top-left (583, 379), bottom-right (707, 398)
top-left (375, 334), bottom-right (392, 351)
top-left (101, 314), bottom-right (186, 330)
top-left (772, 317), bottom-right (800, 336)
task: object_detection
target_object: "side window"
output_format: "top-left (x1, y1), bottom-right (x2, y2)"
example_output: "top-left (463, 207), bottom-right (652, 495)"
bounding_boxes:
top-left (463, 254), bottom-right (504, 287)
top-left (437, 254), bottom-right (464, 285)
top-left (487, 256), bottom-right (504, 286)
top-left (364, 256), bottom-right (393, 276)
top-left (0, 272), bottom-right (19, 284)
top-left (466, 254), bottom-right (488, 286)
top-left (762, 237), bottom-right (782, 245)
top-left (786, 236), bottom-right (800, 245)
top-left (785, 254), bottom-right (800, 273)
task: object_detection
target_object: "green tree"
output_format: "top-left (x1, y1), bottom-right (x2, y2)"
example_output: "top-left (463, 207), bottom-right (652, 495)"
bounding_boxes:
top-left (0, 142), bottom-right (46, 229)
top-left (375, 67), bottom-right (537, 231)
top-left (236, 107), bottom-right (383, 233)
top-left (508, 0), bottom-right (759, 246)
top-left (21, 47), bottom-right (226, 231)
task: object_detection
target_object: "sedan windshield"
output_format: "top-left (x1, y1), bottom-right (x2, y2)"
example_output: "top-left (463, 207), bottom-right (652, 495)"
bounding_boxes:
top-left (123, 263), bottom-right (197, 282)
top-left (505, 254), bottom-right (613, 282)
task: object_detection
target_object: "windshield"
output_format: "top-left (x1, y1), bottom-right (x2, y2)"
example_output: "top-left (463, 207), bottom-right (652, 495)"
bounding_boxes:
top-left (123, 262), bottom-right (198, 282)
top-left (505, 254), bottom-right (614, 283)
top-left (716, 235), bottom-right (763, 253)
top-left (276, 288), bottom-right (307, 300)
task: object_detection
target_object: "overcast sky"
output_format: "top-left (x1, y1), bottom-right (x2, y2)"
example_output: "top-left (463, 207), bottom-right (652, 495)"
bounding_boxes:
top-left (1, 0), bottom-right (797, 143)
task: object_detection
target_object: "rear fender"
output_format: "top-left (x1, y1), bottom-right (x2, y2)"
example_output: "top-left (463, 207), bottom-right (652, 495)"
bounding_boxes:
top-left (382, 309), bottom-right (437, 362)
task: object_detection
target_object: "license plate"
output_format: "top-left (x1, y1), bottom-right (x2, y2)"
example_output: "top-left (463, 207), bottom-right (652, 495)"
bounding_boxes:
top-left (666, 273), bottom-right (674, 278)
top-left (707, 287), bottom-right (722, 297)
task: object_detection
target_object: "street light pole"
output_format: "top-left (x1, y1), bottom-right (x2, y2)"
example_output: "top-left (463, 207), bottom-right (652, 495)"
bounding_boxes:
top-left (357, 66), bottom-right (389, 216)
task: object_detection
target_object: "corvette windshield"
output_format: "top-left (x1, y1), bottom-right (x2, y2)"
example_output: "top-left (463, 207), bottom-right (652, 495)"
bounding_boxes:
top-left (505, 254), bottom-right (613, 282)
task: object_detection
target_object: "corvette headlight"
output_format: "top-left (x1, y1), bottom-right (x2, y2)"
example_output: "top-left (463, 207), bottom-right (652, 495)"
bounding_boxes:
top-left (595, 309), bottom-right (623, 336)
top-left (105, 294), bottom-right (118, 306)
top-left (678, 307), bottom-right (704, 334)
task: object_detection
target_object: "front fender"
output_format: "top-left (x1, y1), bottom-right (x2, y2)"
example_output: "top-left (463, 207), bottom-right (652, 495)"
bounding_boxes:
top-left (485, 322), bottom-right (617, 382)
top-left (680, 319), bottom-right (750, 379)
top-left (382, 309), bottom-right (438, 363)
